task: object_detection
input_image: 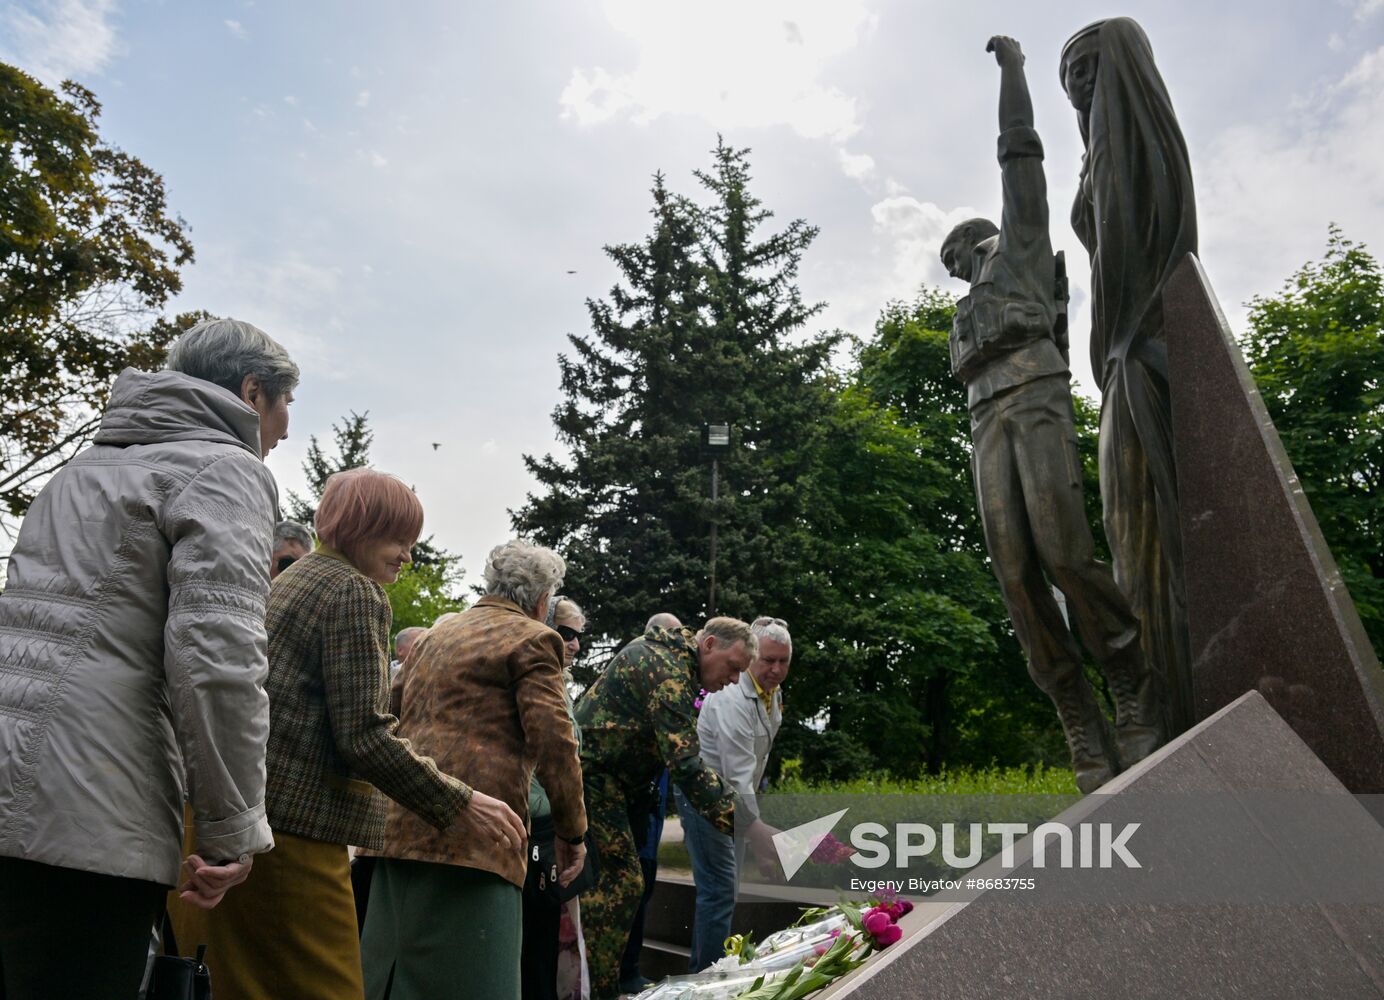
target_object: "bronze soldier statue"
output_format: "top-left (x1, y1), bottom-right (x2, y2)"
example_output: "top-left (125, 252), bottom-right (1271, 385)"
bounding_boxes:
top-left (939, 35), bottom-right (1166, 792)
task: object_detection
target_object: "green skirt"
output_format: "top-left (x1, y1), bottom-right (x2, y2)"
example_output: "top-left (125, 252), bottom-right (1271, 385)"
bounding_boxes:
top-left (362, 859), bottom-right (522, 1000)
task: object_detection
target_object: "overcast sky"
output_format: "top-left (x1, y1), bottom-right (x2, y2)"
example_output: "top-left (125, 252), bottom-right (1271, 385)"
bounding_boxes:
top-left (4, 0), bottom-right (1382, 587)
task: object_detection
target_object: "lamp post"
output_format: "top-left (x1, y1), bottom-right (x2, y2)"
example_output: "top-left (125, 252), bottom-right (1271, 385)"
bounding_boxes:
top-left (701, 422), bottom-right (732, 616)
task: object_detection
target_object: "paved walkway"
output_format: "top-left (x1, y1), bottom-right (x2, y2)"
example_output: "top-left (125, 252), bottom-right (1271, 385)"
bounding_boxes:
top-left (660, 815), bottom-right (683, 845)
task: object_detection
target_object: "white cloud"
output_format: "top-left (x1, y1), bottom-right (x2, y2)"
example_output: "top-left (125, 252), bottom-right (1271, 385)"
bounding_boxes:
top-left (356, 89), bottom-right (371, 108)
top-left (1354, 0), bottom-right (1384, 20)
top-left (189, 251), bottom-right (343, 385)
top-left (870, 195), bottom-right (978, 290)
top-left (559, 0), bottom-right (874, 143)
top-left (838, 148), bottom-right (875, 180)
top-left (283, 94), bottom-right (298, 107)
top-left (1197, 45), bottom-right (1384, 323)
top-left (224, 18), bottom-right (246, 40)
top-left (0, 0), bottom-right (119, 85)
top-left (368, 150), bottom-right (388, 168)
top-left (807, 194), bottom-right (978, 353)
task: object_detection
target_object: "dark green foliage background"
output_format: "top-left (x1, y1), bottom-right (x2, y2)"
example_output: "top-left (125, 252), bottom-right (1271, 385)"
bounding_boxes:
top-left (1241, 227), bottom-right (1383, 658)
top-left (514, 144), bottom-right (1076, 777)
top-left (1, 64), bottom-right (197, 517)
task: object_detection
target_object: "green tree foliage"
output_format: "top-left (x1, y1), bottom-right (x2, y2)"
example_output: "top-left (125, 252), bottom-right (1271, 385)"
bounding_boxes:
top-left (1243, 227), bottom-right (1383, 656)
top-left (383, 559), bottom-right (466, 633)
top-left (514, 140), bottom-right (836, 683)
top-left (287, 410), bottom-right (465, 627)
top-left (779, 290), bottom-right (1069, 777)
top-left (0, 64), bottom-right (195, 516)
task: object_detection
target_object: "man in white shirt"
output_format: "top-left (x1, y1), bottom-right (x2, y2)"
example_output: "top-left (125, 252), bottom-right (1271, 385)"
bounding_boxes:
top-left (678, 616), bottom-right (792, 971)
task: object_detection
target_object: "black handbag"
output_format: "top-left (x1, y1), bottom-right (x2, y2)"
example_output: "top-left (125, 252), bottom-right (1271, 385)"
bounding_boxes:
top-left (527, 811), bottom-right (601, 902)
top-left (147, 913), bottom-right (212, 1000)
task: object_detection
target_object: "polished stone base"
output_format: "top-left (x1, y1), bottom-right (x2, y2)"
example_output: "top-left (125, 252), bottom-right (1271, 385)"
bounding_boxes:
top-left (1164, 253), bottom-right (1384, 793)
top-left (819, 692), bottom-right (1384, 1000)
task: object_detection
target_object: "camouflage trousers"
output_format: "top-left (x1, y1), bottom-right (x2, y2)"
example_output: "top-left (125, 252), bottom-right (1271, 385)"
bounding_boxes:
top-left (580, 773), bottom-right (646, 1000)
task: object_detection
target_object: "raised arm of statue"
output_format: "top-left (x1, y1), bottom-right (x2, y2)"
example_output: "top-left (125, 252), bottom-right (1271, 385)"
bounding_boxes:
top-left (987, 35), bottom-right (1048, 260)
top-left (988, 35), bottom-right (1033, 132)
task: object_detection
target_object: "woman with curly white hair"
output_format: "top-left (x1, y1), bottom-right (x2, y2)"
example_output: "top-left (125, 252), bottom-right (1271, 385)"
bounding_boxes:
top-left (362, 541), bottom-right (589, 1000)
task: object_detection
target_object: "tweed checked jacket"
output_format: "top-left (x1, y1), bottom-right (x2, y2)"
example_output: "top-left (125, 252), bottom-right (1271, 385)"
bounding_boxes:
top-left (376, 596), bottom-right (587, 888)
top-left (264, 548), bottom-right (470, 849)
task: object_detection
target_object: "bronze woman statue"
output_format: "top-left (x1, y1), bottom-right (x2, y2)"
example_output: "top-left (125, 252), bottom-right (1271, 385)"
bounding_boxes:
top-left (1061, 18), bottom-right (1195, 733)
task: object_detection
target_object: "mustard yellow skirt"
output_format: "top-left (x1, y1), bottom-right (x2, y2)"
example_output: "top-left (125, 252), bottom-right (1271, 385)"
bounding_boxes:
top-left (169, 829), bottom-right (364, 1000)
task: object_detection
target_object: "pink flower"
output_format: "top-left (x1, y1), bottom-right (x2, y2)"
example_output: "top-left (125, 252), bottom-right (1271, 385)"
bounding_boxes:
top-left (863, 909), bottom-right (903, 948)
top-left (813, 944), bottom-right (828, 957)
top-left (878, 899), bottom-right (914, 922)
top-left (694, 688), bottom-right (707, 710)
top-left (558, 911), bottom-right (577, 945)
top-left (809, 832), bottom-right (856, 864)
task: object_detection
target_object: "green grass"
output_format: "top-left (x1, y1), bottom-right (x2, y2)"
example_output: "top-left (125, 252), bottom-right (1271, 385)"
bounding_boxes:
top-left (657, 765), bottom-right (1080, 872)
top-left (658, 840), bottom-right (692, 872)
top-left (769, 763), bottom-right (1080, 797)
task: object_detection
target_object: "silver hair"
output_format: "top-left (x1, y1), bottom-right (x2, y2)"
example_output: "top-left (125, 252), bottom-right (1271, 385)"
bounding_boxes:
top-left (394, 626), bottom-right (427, 657)
top-left (273, 520), bottom-right (314, 550)
top-left (553, 597), bottom-right (585, 627)
top-left (483, 540), bottom-right (566, 613)
top-left (646, 612), bottom-right (682, 631)
top-left (696, 616), bottom-right (758, 660)
top-left (751, 615), bottom-right (792, 651)
top-left (165, 318), bottom-right (300, 401)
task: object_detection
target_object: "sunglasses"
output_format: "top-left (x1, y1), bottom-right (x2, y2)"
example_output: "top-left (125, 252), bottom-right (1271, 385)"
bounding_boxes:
top-left (753, 616), bottom-right (788, 629)
top-left (555, 624), bottom-right (583, 643)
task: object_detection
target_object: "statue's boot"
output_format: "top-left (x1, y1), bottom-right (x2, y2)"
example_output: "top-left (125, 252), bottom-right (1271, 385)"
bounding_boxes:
top-left (1044, 672), bottom-right (1119, 794)
top-left (1103, 646), bottom-right (1168, 768)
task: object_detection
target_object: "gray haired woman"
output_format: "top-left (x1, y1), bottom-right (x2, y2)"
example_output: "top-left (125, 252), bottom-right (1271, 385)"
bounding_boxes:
top-left (0, 318), bottom-right (296, 1000)
top-left (362, 542), bottom-right (589, 1000)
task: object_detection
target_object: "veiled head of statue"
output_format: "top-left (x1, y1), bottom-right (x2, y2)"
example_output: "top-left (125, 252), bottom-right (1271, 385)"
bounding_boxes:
top-left (1060, 20), bottom-right (1103, 113)
top-left (940, 218), bottom-right (999, 283)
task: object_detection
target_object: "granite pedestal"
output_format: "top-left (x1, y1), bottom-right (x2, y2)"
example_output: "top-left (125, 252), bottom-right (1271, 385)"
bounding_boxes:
top-left (820, 692), bottom-right (1384, 1000)
top-left (1164, 254), bottom-right (1384, 793)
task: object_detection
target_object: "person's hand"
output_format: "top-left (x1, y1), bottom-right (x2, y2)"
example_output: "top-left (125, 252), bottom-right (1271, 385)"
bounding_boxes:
top-left (748, 820), bottom-right (781, 879)
top-left (464, 789), bottom-right (528, 853)
top-left (555, 838), bottom-right (588, 888)
top-left (178, 854), bottom-right (253, 910)
top-left (987, 35), bottom-right (1024, 68)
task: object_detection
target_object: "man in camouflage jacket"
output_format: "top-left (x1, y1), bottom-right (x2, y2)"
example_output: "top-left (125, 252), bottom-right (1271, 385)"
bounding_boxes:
top-left (574, 617), bottom-right (756, 999)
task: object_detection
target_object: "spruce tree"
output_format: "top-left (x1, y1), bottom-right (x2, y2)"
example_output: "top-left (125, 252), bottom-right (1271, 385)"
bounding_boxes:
top-left (514, 142), bottom-right (837, 680)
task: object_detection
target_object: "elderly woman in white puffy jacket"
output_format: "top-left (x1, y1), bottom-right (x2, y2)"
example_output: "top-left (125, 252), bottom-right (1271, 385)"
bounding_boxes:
top-left (0, 318), bottom-right (297, 1000)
